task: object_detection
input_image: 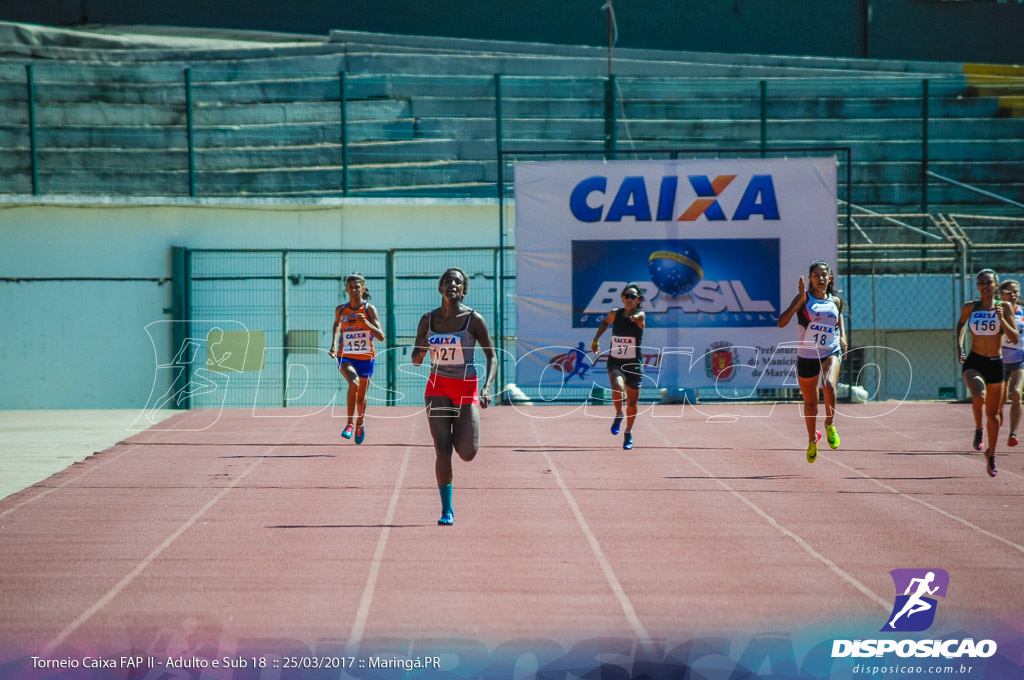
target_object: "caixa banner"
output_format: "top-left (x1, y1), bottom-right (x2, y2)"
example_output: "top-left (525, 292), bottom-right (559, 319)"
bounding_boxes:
top-left (514, 158), bottom-right (837, 391)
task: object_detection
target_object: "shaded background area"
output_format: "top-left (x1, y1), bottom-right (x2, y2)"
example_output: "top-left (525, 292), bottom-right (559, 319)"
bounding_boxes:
top-left (0, 0), bottom-right (1023, 64)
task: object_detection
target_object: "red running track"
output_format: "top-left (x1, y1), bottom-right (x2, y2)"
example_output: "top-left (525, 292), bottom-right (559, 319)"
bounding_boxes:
top-left (1, 402), bottom-right (1022, 667)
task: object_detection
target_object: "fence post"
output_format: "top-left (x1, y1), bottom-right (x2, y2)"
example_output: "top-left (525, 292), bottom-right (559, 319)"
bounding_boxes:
top-left (26, 64), bottom-right (39, 195)
top-left (604, 75), bottom-right (617, 158)
top-left (386, 249), bottom-right (397, 405)
top-left (281, 251), bottom-right (289, 408)
top-left (495, 74), bottom-right (503, 203)
top-left (171, 246), bottom-right (191, 409)
top-left (844, 148), bottom-right (854, 401)
top-left (493, 247), bottom-right (503, 398)
top-left (951, 254), bottom-right (961, 400)
top-left (759, 80), bottom-right (767, 157)
top-left (495, 74), bottom-right (506, 395)
top-left (185, 67), bottom-right (196, 197)
top-left (871, 258), bottom-right (879, 399)
top-left (921, 79), bottom-right (929, 213)
top-left (340, 72), bottom-right (349, 196)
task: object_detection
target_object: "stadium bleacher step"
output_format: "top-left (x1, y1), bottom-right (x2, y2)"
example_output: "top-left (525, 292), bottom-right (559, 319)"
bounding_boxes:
top-left (0, 22), bottom-right (1021, 208)
top-left (964, 63), bottom-right (1024, 118)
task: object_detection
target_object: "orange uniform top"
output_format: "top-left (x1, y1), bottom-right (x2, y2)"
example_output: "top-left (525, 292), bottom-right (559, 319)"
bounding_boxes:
top-left (336, 302), bottom-right (376, 360)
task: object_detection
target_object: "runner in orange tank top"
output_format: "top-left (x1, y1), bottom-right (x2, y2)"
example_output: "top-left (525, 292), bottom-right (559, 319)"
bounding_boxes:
top-left (329, 272), bottom-right (385, 444)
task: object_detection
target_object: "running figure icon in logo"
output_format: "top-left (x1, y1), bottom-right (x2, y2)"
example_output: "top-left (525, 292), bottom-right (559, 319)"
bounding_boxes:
top-left (881, 568), bottom-right (949, 632)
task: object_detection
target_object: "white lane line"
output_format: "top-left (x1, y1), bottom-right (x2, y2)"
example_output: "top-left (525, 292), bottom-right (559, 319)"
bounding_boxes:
top-left (2, 410), bottom-right (210, 519)
top-left (0, 447), bottom-right (133, 520)
top-left (953, 453), bottom-right (1023, 479)
top-left (348, 447), bottom-right (411, 646)
top-left (541, 451), bottom-right (652, 641)
top-left (829, 457), bottom-right (1024, 554)
top-left (669, 447), bottom-right (891, 613)
top-left (41, 457), bottom-right (264, 654)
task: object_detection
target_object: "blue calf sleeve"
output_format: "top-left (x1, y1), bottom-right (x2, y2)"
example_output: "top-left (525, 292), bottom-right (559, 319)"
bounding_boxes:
top-left (439, 483), bottom-right (453, 513)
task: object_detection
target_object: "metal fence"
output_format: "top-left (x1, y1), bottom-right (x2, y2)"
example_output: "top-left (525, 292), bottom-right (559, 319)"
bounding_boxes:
top-left (843, 212), bottom-right (1024, 402)
top-left (171, 207), bottom-right (1024, 408)
top-left (178, 247), bottom-right (515, 409)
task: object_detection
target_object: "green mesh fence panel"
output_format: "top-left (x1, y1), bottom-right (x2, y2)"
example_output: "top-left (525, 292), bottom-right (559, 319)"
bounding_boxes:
top-left (186, 248), bottom-right (508, 409)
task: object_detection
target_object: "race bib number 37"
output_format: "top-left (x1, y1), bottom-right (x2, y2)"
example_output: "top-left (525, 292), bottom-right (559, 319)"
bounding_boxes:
top-left (611, 335), bottom-right (636, 359)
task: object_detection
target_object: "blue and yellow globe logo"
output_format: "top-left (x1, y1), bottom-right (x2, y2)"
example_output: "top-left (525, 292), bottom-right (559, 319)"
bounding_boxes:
top-left (648, 246), bottom-right (703, 296)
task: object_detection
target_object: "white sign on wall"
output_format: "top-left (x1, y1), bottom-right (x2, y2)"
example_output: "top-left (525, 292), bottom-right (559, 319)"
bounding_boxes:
top-left (514, 158), bottom-right (837, 394)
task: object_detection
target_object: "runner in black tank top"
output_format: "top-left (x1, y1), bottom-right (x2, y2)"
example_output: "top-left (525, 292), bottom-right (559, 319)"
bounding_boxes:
top-left (591, 284), bottom-right (646, 450)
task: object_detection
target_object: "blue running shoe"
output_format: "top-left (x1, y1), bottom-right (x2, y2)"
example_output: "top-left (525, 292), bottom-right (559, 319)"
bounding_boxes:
top-left (341, 424), bottom-right (354, 440)
top-left (623, 432), bottom-right (633, 450)
top-left (438, 509), bottom-right (454, 526)
top-left (611, 414), bottom-right (623, 435)
top-left (354, 424), bottom-right (365, 444)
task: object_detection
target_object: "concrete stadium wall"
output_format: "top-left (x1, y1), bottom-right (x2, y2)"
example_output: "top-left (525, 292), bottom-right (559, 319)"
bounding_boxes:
top-left (0, 198), bottom-right (1002, 409)
top-left (1, 0), bottom-right (1022, 64)
top-left (0, 198), bottom-right (501, 409)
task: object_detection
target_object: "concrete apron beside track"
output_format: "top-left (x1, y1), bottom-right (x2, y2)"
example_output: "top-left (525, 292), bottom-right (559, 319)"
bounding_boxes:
top-left (0, 410), bottom-right (179, 500)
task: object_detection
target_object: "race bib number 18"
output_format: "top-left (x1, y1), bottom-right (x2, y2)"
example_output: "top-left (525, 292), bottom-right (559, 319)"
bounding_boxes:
top-left (808, 323), bottom-right (834, 347)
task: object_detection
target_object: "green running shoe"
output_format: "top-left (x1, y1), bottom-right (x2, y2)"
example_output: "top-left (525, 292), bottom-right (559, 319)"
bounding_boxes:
top-left (825, 423), bottom-right (840, 450)
top-left (806, 431), bottom-right (821, 464)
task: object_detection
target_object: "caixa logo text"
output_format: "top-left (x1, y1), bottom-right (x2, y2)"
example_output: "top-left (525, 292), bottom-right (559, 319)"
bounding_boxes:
top-left (569, 174), bottom-right (779, 223)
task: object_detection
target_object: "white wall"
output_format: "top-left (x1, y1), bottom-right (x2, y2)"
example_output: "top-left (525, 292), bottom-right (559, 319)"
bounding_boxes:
top-left (0, 197), bottom-right (506, 408)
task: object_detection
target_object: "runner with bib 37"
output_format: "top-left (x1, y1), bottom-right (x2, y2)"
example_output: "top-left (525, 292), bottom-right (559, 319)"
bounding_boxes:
top-left (591, 283), bottom-right (646, 451)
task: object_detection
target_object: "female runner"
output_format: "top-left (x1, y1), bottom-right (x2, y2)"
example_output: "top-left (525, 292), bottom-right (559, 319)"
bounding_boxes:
top-left (956, 269), bottom-right (1018, 476)
top-left (328, 273), bottom-right (385, 444)
top-left (411, 268), bottom-right (497, 526)
top-left (999, 280), bottom-right (1024, 447)
top-left (777, 261), bottom-right (847, 464)
top-left (591, 283), bottom-right (646, 451)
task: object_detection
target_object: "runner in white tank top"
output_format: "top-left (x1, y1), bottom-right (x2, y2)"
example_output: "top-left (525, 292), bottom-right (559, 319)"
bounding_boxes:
top-left (777, 260), bottom-right (847, 464)
top-left (999, 280), bottom-right (1024, 447)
